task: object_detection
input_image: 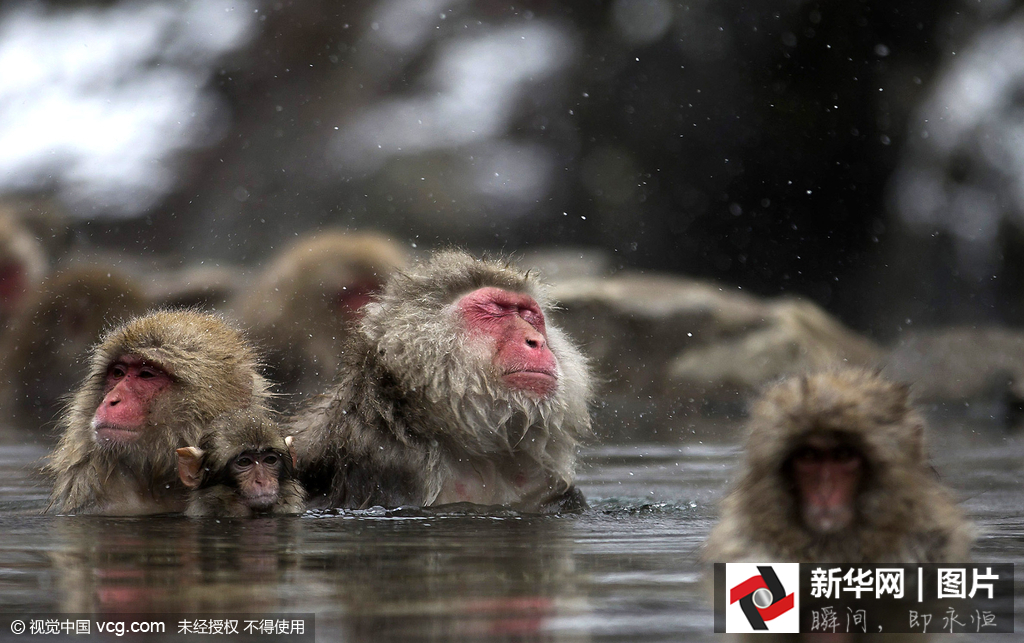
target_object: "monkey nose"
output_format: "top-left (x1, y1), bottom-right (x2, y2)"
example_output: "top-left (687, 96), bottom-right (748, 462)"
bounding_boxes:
top-left (523, 328), bottom-right (546, 349)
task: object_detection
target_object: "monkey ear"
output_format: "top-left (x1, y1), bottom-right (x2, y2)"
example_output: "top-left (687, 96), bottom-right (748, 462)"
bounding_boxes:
top-left (284, 435), bottom-right (297, 469)
top-left (175, 447), bottom-right (204, 489)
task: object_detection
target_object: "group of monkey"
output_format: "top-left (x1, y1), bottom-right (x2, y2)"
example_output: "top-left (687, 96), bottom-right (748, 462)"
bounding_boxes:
top-left (0, 216), bottom-right (975, 566)
top-left (43, 251), bottom-right (593, 517)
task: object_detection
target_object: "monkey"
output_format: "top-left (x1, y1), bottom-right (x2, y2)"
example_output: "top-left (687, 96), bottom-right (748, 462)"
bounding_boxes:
top-left (0, 266), bottom-right (148, 434)
top-left (233, 229), bottom-right (407, 407)
top-left (176, 409), bottom-right (306, 517)
top-left (44, 309), bottom-right (273, 515)
top-left (0, 206), bottom-right (47, 328)
top-left (290, 250), bottom-right (594, 513)
top-left (703, 368), bottom-right (974, 564)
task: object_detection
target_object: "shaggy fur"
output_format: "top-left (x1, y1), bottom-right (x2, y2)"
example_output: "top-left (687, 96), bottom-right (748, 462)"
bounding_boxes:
top-left (290, 250), bottom-right (594, 512)
top-left (45, 310), bottom-right (272, 515)
top-left (704, 368), bottom-right (974, 563)
top-left (182, 409), bottom-right (304, 517)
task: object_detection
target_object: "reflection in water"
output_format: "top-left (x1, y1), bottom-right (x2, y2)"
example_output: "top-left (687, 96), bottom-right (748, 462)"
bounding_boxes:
top-left (303, 511), bottom-right (591, 641)
top-left (0, 413), bottom-right (1021, 641)
top-left (49, 517), bottom-right (301, 613)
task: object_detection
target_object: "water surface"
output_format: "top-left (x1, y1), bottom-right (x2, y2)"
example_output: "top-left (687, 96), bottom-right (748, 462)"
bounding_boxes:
top-left (0, 412), bottom-right (1020, 641)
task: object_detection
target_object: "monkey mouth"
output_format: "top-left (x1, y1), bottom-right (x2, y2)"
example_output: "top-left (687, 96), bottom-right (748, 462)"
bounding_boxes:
top-left (243, 492), bottom-right (278, 510)
top-left (503, 369), bottom-right (558, 396)
top-left (93, 423), bottom-right (142, 445)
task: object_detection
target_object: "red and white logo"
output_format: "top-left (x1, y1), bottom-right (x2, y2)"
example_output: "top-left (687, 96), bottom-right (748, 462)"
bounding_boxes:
top-left (724, 563), bottom-right (799, 633)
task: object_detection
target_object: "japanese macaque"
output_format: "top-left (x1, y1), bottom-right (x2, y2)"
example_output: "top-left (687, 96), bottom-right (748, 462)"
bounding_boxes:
top-left (176, 410), bottom-right (305, 517)
top-left (704, 368), bottom-right (974, 563)
top-left (234, 230), bottom-right (407, 406)
top-left (290, 251), bottom-right (594, 513)
top-left (0, 207), bottom-right (47, 327)
top-left (45, 310), bottom-right (272, 515)
top-left (0, 267), bottom-right (147, 433)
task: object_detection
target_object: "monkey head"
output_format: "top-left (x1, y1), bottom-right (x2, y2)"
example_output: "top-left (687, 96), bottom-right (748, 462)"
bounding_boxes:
top-left (360, 252), bottom-right (593, 459)
top-left (258, 230), bottom-right (407, 323)
top-left (69, 310), bottom-right (269, 457)
top-left (705, 368), bottom-right (974, 564)
top-left (742, 369), bottom-right (927, 538)
top-left (176, 410), bottom-right (300, 515)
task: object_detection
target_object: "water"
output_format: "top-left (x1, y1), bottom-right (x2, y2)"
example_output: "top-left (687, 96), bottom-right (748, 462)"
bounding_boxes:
top-left (0, 412), bottom-right (1020, 641)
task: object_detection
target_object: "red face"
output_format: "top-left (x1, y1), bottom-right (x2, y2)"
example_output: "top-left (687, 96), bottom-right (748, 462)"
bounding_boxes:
top-left (790, 435), bottom-right (863, 534)
top-left (457, 287), bottom-right (558, 397)
top-left (92, 356), bottom-right (172, 445)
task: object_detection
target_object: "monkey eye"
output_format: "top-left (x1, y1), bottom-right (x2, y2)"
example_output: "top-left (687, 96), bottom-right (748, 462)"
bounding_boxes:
top-left (263, 454), bottom-right (279, 465)
top-left (791, 446), bottom-right (822, 463)
top-left (519, 307), bottom-right (544, 326)
top-left (138, 367), bottom-right (159, 379)
top-left (236, 456), bottom-right (254, 468)
top-left (482, 301), bottom-right (513, 316)
top-left (109, 364), bottom-right (127, 379)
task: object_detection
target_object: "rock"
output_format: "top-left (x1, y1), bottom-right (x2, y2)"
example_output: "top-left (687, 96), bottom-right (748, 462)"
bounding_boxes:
top-left (884, 326), bottom-right (1024, 405)
top-left (549, 273), bottom-right (882, 417)
top-left (668, 299), bottom-right (882, 394)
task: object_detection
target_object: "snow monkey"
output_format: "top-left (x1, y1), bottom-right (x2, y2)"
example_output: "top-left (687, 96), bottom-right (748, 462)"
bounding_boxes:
top-left (176, 409), bottom-right (305, 517)
top-left (45, 310), bottom-right (272, 515)
top-left (704, 368), bottom-right (974, 563)
top-left (290, 250), bottom-right (594, 513)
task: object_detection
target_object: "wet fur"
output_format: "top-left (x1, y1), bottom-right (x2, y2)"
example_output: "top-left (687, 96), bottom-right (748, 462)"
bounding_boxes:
top-left (290, 251), bottom-right (594, 512)
top-left (704, 368), bottom-right (974, 563)
top-left (45, 310), bottom-right (272, 515)
top-left (184, 410), bottom-right (306, 517)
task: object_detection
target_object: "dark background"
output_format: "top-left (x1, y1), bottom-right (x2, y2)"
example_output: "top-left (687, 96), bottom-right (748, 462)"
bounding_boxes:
top-left (6, 0), bottom-right (1024, 339)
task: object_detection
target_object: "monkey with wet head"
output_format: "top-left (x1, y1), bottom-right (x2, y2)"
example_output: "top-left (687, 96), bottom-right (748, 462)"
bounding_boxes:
top-left (45, 310), bottom-right (272, 515)
top-left (291, 251), bottom-right (594, 512)
top-left (704, 368), bottom-right (974, 563)
top-left (176, 410), bottom-right (305, 517)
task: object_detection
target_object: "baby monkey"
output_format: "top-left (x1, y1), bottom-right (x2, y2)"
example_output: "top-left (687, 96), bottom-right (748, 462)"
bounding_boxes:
top-left (176, 410), bottom-right (305, 517)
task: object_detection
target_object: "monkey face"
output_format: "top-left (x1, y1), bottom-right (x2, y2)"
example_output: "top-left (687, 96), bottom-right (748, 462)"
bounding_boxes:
top-left (786, 432), bottom-right (864, 534)
top-left (91, 355), bottom-right (172, 447)
top-left (231, 450), bottom-right (283, 510)
top-left (457, 287), bottom-right (559, 398)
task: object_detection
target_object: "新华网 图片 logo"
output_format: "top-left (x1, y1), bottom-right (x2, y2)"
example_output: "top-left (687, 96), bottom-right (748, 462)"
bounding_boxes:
top-left (724, 563), bottom-right (800, 633)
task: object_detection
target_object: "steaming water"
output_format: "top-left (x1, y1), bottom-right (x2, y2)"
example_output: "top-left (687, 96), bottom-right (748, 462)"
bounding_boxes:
top-left (0, 411), bottom-right (1020, 641)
